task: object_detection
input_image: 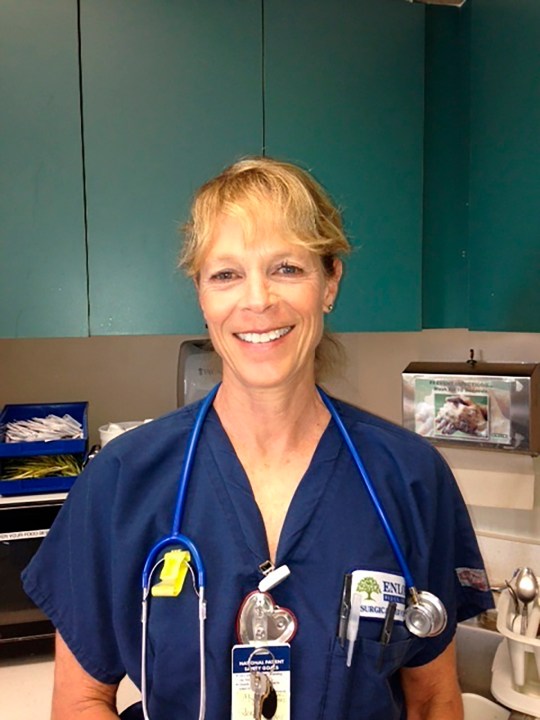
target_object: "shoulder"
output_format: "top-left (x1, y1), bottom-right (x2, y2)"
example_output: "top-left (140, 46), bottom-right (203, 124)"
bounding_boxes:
top-left (101, 401), bottom-right (202, 456)
top-left (331, 396), bottom-right (443, 462)
top-left (327, 395), bottom-right (456, 500)
top-left (67, 400), bottom-right (208, 504)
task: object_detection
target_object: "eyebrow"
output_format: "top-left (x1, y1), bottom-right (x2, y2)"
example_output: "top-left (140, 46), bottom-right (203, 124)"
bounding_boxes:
top-left (205, 249), bottom-right (307, 266)
top-left (204, 255), bottom-right (242, 265)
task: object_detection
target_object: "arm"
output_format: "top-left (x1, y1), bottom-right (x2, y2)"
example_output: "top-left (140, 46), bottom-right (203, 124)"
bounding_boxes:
top-left (400, 639), bottom-right (464, 720)
top-left (51, 631), bottom-right (120, 720)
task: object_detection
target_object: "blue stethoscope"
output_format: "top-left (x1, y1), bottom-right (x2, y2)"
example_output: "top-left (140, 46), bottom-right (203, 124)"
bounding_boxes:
top-left (140, 383), bottom-right (447, 720)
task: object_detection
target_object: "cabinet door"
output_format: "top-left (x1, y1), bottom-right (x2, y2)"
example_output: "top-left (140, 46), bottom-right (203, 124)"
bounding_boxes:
top-left (264, 0), bottom-right (425, 331)
top-left (81, 0), bottom-right (262, 335)
top-left (0, 0), bottom-right (87, 338)
top-left (422, 6), bottom-right (470, 329)
top-left (469, 0), bottom-right (540, 331)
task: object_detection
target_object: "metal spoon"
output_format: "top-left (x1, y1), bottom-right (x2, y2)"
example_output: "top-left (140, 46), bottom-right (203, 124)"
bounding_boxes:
top-left (514, 567), bottom-right (539, 634)
top-left (504, 580), bottom-right (520, 615)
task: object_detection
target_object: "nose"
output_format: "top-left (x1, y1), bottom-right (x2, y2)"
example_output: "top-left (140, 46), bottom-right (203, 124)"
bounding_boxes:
top-left (242, 272), bottom-right (274, 313)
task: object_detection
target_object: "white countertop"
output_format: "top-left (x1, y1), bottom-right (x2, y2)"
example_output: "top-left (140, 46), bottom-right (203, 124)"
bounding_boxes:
top-left (468, 505), bottom-right (540, 545)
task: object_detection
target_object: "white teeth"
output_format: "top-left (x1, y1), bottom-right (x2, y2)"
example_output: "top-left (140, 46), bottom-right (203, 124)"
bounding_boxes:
top-left (237, 327), bottom-right (292, 344)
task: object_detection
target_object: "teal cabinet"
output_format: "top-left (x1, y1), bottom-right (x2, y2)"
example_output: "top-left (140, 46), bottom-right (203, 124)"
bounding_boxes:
top-left (1, 0), bottom-right (426, 338)
top-left (468, 0), bottom-right (540, 331)
top-left (13, 2), bottom-right (537, 337)
top-left (422, 6), bottom-right (470, 329)
top-left (81, 0), bottom-right (262, 335)
top-left (423, 1), bottom-right (540, 333)
top-left (0, 0), bottom-right (88, 338)
top-left (264, 0), bottom-right (426, 331)
top-left (0, 0), bottom-right (261, 339)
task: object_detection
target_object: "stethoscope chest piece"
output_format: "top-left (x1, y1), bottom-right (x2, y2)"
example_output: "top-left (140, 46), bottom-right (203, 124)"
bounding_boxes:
top-left (237, 591), bottom-right (297, 644)
top-left (404, 591), bottom-right (447, 638)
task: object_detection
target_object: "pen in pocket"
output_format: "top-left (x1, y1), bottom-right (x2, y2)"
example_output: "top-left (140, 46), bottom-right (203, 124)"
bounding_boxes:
top-left (337, 573), bottom-right (352, 648)
top-left (346, 592), bottom-right (362, 667)
top-left (377, 601), bottom-right (397, 671)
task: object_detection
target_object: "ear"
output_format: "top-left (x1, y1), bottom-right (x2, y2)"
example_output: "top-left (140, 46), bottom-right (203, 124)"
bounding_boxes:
top-left (324, 259), bottom-right (343, 310)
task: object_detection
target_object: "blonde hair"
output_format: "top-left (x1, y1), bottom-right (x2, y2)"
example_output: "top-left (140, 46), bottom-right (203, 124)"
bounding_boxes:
top-left (179, 157), bottom-right (350, 278)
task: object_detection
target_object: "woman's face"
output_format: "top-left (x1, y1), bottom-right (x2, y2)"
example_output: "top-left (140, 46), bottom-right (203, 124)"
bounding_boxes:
top-left (196, 214), bottom-right (341, 392)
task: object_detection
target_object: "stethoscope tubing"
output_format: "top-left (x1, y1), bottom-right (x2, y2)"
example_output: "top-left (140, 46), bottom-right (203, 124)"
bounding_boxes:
top-left (316, 387), bottom-right (416, 591)
top-left (141, 577), bottom-right (207, 720)
top-left (142, 383), bottom-right (221, 592)
top-left (140, 382), bottom-right (443, 719)
top-left (171, 383), bottom-right (220, 538)
top-left (151, 382), bottom-right (417, 594)
top-left (140, 385), bottom-right (220, 720)
top-left (142, 533), bottom-right (206, 591)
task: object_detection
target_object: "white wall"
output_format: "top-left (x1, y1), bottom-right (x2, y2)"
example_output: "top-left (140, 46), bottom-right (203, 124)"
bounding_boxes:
top-left (325, 329), bottom-right (540, 510)
top-left (2, 328), bottom-right (540, 508)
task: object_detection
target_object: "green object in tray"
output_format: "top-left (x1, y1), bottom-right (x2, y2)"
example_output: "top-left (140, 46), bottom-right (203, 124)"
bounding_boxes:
top-left (1, 454), bottom-right (82, 480)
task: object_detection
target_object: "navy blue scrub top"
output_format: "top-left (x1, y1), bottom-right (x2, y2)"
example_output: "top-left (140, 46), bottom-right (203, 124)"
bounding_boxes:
top-left (22, 398), bottom-right (493, 720)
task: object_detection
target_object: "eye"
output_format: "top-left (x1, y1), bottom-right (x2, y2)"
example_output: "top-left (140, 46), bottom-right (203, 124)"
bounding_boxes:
top-left (208, 269), bottom-right (238, 282)
top-left (275, 261), bottom-right (304, 276)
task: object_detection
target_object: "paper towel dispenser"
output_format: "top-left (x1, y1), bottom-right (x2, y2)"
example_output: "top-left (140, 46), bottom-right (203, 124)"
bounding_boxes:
top-left (177, 339), bottom-right (222, 407)
top-left (402, 361), bottom-right (540, 454)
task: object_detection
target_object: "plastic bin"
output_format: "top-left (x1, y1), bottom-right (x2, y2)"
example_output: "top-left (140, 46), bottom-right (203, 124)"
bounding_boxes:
top-left (0, 402), bottom-right (88, 458)
top-left (0, 402), bottom-right (88, 496)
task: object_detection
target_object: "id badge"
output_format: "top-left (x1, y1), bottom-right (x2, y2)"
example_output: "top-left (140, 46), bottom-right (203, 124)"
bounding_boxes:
top-left (231, 643), bottom-right (291, 720)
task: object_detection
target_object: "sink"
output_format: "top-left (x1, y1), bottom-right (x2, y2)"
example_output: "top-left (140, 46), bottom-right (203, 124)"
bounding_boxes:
top-left (456, 618), bottom-right (504, 699)
top-left (462, 693), bottom-right (510, 720)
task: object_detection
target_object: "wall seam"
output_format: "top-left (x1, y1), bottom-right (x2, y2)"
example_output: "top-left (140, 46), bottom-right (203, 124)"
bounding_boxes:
top-left (76, 0), bottom-right (91, 335)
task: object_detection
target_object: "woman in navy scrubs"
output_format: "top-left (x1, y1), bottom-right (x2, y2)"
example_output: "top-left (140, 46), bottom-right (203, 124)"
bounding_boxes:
top-left (23, 157), bottom-right (493, 719)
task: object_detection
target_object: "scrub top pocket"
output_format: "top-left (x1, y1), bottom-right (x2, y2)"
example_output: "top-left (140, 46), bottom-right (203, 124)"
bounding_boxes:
top-left (318, 634), bottom-right (413, 720)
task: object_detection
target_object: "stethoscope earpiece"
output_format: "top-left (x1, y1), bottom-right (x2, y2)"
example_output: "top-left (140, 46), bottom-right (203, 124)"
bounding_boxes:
top-left (404, 591), bottom-right (447, 638)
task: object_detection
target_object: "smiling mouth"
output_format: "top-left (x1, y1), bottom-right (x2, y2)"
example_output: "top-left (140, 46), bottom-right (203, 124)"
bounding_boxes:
top-left (235, 326), bottom-right (293, 344)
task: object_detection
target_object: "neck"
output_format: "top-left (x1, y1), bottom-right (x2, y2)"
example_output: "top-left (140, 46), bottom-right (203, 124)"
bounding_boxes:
top-left (213, 375), bottom-right (329, 454)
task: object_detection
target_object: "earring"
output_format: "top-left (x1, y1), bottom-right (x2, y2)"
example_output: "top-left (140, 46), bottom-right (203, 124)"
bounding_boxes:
top-left (326, 304), bottom-right (334, 313)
